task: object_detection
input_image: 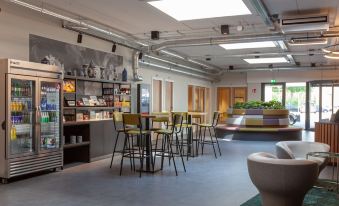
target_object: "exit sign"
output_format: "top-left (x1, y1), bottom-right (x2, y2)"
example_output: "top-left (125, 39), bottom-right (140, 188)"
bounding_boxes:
top-left (271, 79), bottom-right (276, 83)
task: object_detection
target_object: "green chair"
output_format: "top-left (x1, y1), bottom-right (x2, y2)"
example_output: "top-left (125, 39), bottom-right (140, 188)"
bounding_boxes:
top-left (197, 111), bottom-right (222, 158)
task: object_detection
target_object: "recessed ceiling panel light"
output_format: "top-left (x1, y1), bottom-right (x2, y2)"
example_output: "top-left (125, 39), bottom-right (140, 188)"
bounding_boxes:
top-left (244, 57), bottom-right (289, 64)
top-left (220, 41), bottom-right (276, 50)
top-left (148, 0), bottom-right (251, 21)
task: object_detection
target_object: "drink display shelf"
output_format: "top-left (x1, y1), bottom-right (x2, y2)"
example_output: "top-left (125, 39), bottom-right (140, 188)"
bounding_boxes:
top-left (63, 118), bottom-right (113, 126)
top-left (64, 141), bottom-right (90, 149)
top-left (64, 106), bottom-right (117, 110)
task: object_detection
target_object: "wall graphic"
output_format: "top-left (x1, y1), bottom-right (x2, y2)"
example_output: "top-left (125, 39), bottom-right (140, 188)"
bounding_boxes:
top-left (29, 34), bottom-right (123, 74)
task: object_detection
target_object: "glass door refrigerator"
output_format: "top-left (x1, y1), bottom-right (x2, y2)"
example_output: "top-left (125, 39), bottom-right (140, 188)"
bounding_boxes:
top-left (0, 59), bottom-right (63, 183)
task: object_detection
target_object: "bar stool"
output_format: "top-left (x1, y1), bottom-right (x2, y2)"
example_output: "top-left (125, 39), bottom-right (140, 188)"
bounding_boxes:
top-left (191, 114), bottom-right (202, 157)
top-left (153, 113), bottom-right (186, 175)
top-left (120, 114), bottom-right (150, 177)
top-left (197, 111), bottom-right (222, 158)
top-left (150, 112), bottom-right (170, 131)
top-left (110, 112), bottom-right (127, 168)
top-left (171, 112), bottom-right (193, 160)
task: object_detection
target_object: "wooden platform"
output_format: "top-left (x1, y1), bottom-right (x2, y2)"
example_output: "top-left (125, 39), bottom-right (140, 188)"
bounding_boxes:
top-left (216, 125), bottom-right (303, 141)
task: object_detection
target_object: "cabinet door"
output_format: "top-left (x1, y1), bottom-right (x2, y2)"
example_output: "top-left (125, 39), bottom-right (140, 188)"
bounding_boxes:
top-left (7, 75), bottom-right (38, 158)
top-left (38, 78), bottom-right (62, 152)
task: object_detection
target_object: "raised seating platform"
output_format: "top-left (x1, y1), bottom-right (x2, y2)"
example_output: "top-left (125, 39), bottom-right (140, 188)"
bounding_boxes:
top-left (216, 125), bottom-right (302, 141)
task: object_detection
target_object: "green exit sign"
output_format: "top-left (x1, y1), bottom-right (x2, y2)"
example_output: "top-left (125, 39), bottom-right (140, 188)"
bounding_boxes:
top-left (271, 79), bottom-right (276, 83)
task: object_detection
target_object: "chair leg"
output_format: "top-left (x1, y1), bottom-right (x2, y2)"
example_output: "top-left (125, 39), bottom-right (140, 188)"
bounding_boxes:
top-left (214, 127), bottom-right (222, 156)
top-left (128, 135), bottom-right (135, 171)
top-left (201, 127), bottom-right (207, 155)
top-left (197, 126), bottom-right (202, 156)
top-left (139, 135), bottom-right (146, 178)
top-left (110, 131), bottom-right (120, 168)
top-left (119, 135), bottom-right (128, 176)
top-left (168, 134), bottom-right (178, 176)
top-left (161, 134), bottom-right (166, 170)
top-left (153, 133), bottom-right (160, 169)
top-left (208, 127), bottom-right (217, 159)
top-left (149, 135), bottom-right (155, 172)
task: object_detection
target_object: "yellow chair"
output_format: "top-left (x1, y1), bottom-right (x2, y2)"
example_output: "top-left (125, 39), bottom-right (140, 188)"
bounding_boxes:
top-left (150, 112), bottom-right (170, 131)
top-left (197, 111), bottom-right (222, 158)
top-left (171, 112), bottom-right (193, 160)
top-left (110, 112), bottom-right (125, 168)
top-left (119, 114), bottom-right (150, 177)
top-left (154, 113), bottom-right (186, 175)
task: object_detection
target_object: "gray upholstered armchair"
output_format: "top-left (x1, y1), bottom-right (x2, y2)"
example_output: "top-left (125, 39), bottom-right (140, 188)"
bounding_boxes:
top-left (275, 141), bottom-right (330, 173)
top-left (247, 152), bottom-right (319, 206)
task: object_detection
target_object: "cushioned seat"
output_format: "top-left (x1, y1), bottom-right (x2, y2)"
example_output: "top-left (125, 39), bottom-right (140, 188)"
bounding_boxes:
top-left (126, 130), bottom-right (150, 135)
top-left (247, 152), bottom-right (319, 206)
top-left (155, 129), bottom-right (172, 135)
top-left (197, 123), bottom-right (212, 127)
top-left (275, 141), bottom-right (330, 173)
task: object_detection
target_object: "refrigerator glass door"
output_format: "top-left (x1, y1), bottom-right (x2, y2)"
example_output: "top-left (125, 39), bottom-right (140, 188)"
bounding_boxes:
top-left (39, 80), bottom-right (62, 150)
top-left (9, 77), bottom-right (36, 156)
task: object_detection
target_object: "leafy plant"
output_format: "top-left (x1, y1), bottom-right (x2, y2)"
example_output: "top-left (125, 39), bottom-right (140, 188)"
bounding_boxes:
top-left (233, 100), bottom-right (285, 109)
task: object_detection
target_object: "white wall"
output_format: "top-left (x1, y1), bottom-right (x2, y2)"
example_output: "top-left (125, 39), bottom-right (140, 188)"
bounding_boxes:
top-left (0, 2), bottom-right (212, 113)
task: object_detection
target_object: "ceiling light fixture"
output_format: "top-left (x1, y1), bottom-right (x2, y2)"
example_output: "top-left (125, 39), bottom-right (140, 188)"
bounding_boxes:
top-left (244, 57), bottom-right (289, 64)
top-left (77, 33), bottom-right (82, 43)
top-left (324, 53), bottom-right (339, 60)
top-left (138, 52), bottom-right (143, 60)
top-left (160, 50), bottom-right (185, 59)
top-left (288, 38), bottom-right (328, 46)
top-left (220, 41), bottom-right (276, 50)
top-left (148, 0), bottom-right (251, 21)
top-left (112, 43), bottom-right (116, 52)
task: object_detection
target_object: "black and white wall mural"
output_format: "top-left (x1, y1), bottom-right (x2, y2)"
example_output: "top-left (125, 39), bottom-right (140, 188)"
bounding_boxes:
top-left (29, 34), bottom-right (123, 80)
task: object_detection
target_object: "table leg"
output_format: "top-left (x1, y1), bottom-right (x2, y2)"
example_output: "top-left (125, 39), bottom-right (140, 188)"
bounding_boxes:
top-left (145, 118), bottom-right (151, 171)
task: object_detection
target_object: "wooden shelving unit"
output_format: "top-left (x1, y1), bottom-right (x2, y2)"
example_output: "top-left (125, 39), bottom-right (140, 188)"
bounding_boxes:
top-left (62, 75), bottom-right (132, 164)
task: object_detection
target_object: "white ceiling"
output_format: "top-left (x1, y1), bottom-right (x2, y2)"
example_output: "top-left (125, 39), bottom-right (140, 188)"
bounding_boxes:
top-left (22, 0), bottom-right (339, 70)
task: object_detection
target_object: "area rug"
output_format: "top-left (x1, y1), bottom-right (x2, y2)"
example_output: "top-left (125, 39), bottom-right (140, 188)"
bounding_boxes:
top-left (241, 188), bottom-right (339, 206)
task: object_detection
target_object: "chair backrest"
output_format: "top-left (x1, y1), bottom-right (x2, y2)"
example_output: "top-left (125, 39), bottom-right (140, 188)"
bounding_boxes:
top-left (172, 112), bottom-right (188, 123)
top-left (172, 113), bottom-right (184, 133)
top-left (112, 111), bottom-right (123, 131)
top-left (151, 112), bottom-right (170, 123)
top-left (122, 114), bottom-right (142, 131)
top-left (211, 111), bottom-right (220, 127)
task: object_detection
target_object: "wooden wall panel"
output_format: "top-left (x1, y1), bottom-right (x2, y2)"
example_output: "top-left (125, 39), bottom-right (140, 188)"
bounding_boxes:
top-left (315, 122), bottom-right (339, 163)
top-left (217, 87), bottom-right (231, 122)
top-left (152, 79), bottom-right (162, 112)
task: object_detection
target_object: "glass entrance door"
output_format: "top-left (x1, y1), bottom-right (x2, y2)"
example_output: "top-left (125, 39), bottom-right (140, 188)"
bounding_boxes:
top-left (307, 80), bottom-right (339, 130)
top-left (262, 83), bottom-right (285, 105)
top-left (39, 80), bottom-right (62, 150)
top-left (9, 76), bottom-right (36, 156)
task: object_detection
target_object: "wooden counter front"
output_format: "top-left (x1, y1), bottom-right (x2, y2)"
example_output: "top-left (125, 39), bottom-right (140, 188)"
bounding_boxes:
top-left (315, 122), bottom-right (339, 153)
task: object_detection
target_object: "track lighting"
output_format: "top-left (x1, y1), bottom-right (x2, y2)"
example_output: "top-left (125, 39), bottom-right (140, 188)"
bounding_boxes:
top-left (112, 43), bottom-right (116, 52)
top-left (77, 33), bottom-right (82, 43)
top-left (138, 52), bottom-right (143, 60)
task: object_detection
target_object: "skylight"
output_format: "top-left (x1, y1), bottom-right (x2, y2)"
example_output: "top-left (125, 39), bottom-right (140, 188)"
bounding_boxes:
top-left (220, 41), bottom-right (277, 50)
top-left (244, 57), bottom-right (289, 64)
top-left (148, 0), bottom-right (251, 21)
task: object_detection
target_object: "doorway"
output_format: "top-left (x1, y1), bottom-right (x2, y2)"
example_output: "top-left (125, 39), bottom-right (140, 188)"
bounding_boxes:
top-left (306, 80), bottom-right (339, 129)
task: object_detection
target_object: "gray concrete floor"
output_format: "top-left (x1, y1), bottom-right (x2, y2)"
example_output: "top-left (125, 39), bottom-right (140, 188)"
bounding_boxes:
top-left (0, 131), bottom-right (333, 206)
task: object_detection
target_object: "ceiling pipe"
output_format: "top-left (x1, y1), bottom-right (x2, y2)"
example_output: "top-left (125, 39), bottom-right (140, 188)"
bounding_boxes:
top-left (143, 55), bottom-right (213, 75)
top-left (226, 65), bottom-right (338, 72)
top-left (248, 0), bottom-right (274, 28)
top-left (146, 32), bottom-right (339, 51)
top-left (139, 61), bottom-right (215, 81)
top-left (189, 51), bottom-right (326, 58)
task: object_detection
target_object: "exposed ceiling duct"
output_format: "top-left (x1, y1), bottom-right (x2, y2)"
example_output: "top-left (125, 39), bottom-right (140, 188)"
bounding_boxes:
top-left (226, 65), bottom-right (339, 72)
top-left (248, 0), bottom-right (274, 28)
top-left (189, 51), bottom-right (326, 58)
top-left (139, 61), bottom-right (215, 81)
top-left (9, 0), bottom-right (219, 80)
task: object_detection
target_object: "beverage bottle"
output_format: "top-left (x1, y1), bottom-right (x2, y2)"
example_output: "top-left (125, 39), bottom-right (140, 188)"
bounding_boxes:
top-left (11, 126), bottom-right (17, 141)
top-left (46, 112), bottom-right (50, 123)
top-left (11, 84), bottom-right (15, 97)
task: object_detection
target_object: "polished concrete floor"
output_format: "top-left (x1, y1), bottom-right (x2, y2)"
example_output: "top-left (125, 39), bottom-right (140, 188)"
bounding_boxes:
top-left (0, 131), bottom-right (333, 206)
